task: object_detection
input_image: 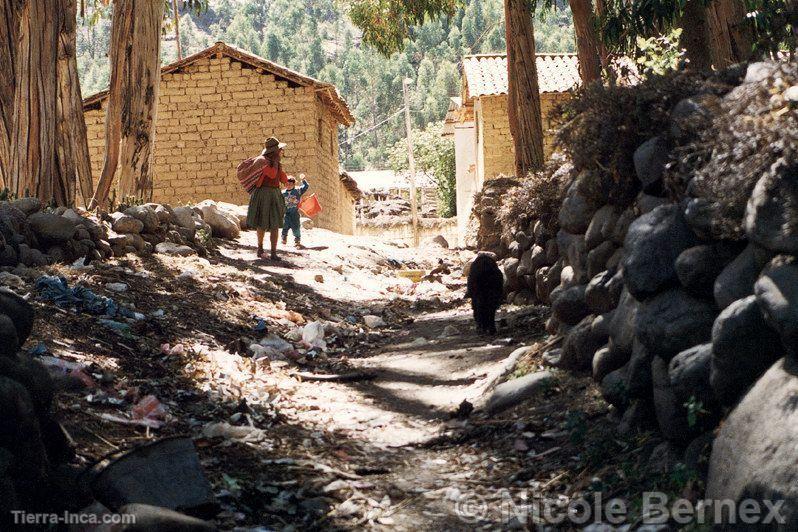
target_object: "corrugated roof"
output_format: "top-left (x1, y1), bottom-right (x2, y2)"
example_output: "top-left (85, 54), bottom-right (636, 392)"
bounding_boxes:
top-left (462, 53), bottom-right (580, 99)
top-left (83, 41), bottom-right (355, 126)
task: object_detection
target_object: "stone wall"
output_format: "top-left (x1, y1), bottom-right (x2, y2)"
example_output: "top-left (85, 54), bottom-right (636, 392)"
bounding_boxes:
top-left (83, 55), bottom-right (355, 234)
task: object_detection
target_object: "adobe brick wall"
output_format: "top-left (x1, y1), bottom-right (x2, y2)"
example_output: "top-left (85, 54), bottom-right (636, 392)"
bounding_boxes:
top-left (84, 55), bottom-right (355, 234)
top-left (475, 92), bottom-right (568, 182)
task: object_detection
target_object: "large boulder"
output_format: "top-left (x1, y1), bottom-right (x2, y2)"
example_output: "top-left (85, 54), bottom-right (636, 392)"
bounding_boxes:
top-left (198, 201), bottom-right (240, 240)
top-left (610, 208), bottom-right (636, 245)
top-left (584, 205), bottom-right (619, 250)
top-left (586, 241), bottom-right (616, 279)
top-left (652, 356), bottom-right (700, 444)
top-left (110, 213), bottom-right (144, 235)
top-left (124, 205), bottom-right (160, 234)
top-left (559, 315), bottom-right (606, 372)
top-left (27, 213), bottom-right (75, 244)
top-left (668, 343), bottom-right (714, 408)
top-left (622, 204), bottom-right (697, 299)
top-left (556, 230), bottom-right (588, 284)
top-left (9, 198), bottom-right (41, 216)
top-left (624, 339), bottom-right (654, 399)
top-left (633, 136), bottom-right (669, 195)
top-left (593, 341), bottom-right (629, 383)
top-left (669, 94), bottom-right (719, 142)
top-left (585, 269), bottom-right (623, 315)
top-left (551, 284), bottom-right (589, 326)
top-left (755, 259), bottom-right (798, 354)
top-left (559, 176), bottom-right (599, 234)
top-left (675, 243), bottom-right (743, 299)
top-left (607, 288), bottom-right (640, 359)
top-left (155, 242), bottom-right (195, 256)
top-left (711, 295), bottom-right (785, 407)
top-left (706, 358), bottom-right (798, 530)
top-left (535, 260), bottom-right (562, 304)
top-left (713, 243), bottom-right (773, 310)
top-left (171, 206), bottom-right (195, 231)
top-left (600, 366), bottom-right (628, 410)
top-left (744, 161), bottom-right (798, 254)
top-left (516, 245), bottom-right (547, 277)
top-left (635, 288), bottom-right (717, 361)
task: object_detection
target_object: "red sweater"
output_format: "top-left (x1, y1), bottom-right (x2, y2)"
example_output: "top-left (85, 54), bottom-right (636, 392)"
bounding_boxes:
top-left (258, 164), bottom-right (288, 189)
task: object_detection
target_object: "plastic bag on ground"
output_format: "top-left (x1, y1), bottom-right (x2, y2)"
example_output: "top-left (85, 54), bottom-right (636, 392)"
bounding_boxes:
top-left (302, 321), bottom-right (327, 350)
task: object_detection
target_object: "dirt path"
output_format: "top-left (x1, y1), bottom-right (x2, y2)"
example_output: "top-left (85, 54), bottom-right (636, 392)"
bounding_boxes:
top-left (32, 228), bottom-right (615, 530)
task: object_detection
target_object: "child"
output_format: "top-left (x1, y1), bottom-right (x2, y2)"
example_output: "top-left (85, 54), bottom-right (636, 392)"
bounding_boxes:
top-left (281, 174), bottom-right (309, 248)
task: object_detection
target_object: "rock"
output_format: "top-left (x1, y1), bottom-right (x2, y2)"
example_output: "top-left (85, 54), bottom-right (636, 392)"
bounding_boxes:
top-left (683, 197), bottom-right (720, 239)
top-left (0, 315), bottom-right (18, 356)
top-left (743, 61), bottom-right (778, 84)
top-left (198, 201), bottom-right (240, 240)
top-left (145, 203), bottom-right (172, 224)
top-left (652, 356), bottom-right (697, 444)
top-left (9, 197), bottom-right (41, 215)
top-left (155, 242), bottom-right (195, 256)
top-left (556, 230), bottom-right (588, 284)
top-left (586, 241), bottom-right (616, 279)
top-left (675, 243), bottom-right (743, 299)
top-left (755, 259), bottom-right (798, 353)
top-left (636, 193), bottom-right (668, 214)
top-left (647, 441), bottom-right (681, 475)
top-left (515, 230), bottom-right (533, 250)
top-left (706, 358), bottom-right (798, 530)
top-left (0, 289), bottom-right (34, 354)
top-left (502, 258), bottom-right (520, 292)
top-left (516, 245), bottom-right (546, 276)
top-left (507, 240), bottom-right (522, 259)
top-left (544, 238), bottom-right (558, 264)
top-left (744, 162), bottom-right (798, 253)
top-left (559, 315), bottom-right (605, 371)
top-left (124, 205), bottom-right (159, 234)
top-left (17, 244), bottom-right (48, 267)
top-left (127, 233), bottom-right (146, 252)
top-left (171, 206), bottom-right (195, 230)
top-left (535, 260), bottom-right (562, 304)
top-left (607, 289), bottom-right (640, 358)
top-left (551, 284), bottom-right (589, 326)
top-left (216, 202), bottom-right (248, 230)
top-left (0, 244), bottom-right (16, 267)
top-left (610, 207), bottom-right (636, 245)
top-left (622, 204), bottom-right (698, 299)
top-left (27, 212), bottom-right (75, 244)
top-left (115, 504), bottom-right (217, 531)
top-left (513, 290), bottom-right (533, 305)
top-left (668, 343), bottom-right (714, 407)
top-left (585, 205), bottom-right (619, 250)
top-left (670, 94), bottom-right (719, 141)
top-left (585, 269), bottom-right (623, 315)
top-left (592, 344), bottom-right (628, 382)
top-left (605, 246), bottom-right (623, 272)
top-left (600, 366), bottom-right (628, 409)
top-left (635, 288), bottom-right (716, 361)
top-left (624, 340), bottom-right (653, 399)
top-left (363, 315), bottom-right (386, 328)
top-left (110, 213), bottom-right (144, 234)
top-left (484, 370), bottom-right (555, 415)
top-left (559, 178), bottom-right (598, 234)
top-left (711, 295), bottom-right (784, 407)
top-left (618, 398), bottom-right (656, 436)
top-left (713, 243), bottom-right (773, 310)
top-left (422, 235), bottom-right (449, 249)
top-left (633, 136), bottom-right (669, 195)
top-left (559, 265), bottom-right (576, 288)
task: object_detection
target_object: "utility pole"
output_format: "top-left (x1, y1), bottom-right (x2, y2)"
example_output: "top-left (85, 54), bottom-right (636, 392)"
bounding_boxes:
top-left (402, 78), bottom-right (419, 247)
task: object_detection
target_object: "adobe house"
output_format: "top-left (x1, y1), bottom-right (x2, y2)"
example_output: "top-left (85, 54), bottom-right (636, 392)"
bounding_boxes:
top-left (448, 53), bottom-right (580, 245)
top-left (83, 42), bottom-right (359, 234)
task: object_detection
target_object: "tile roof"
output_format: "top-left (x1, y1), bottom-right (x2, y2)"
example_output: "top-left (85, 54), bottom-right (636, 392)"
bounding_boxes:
top-left (83, 42), bottom-right (355, 126)
top-left (462, 53), bottom-right (580, 99)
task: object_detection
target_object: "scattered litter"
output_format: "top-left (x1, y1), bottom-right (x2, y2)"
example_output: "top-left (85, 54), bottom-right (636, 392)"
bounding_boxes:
top-left (254, 318), bottom-right (268, 332)
top-left (131, 395), bottom-right (169, 428)
top-left (161, 343), bottom-right (185, 356)
top-left (409, 337), bottom-right (428, 347)
top-left (302, 321), bottom-right (327, 350)
top-left (105, 282), bottom-right (128, 293)
top-left (363, 315), bottom-right (386, 328)
top-left (202, 422), bottom-right (271, 445)
top-left (259, 335), bottom-right (293, 352)
top-left (69, 257), bottom-right (92, 270)
top-left (36, 276), bottom-right (138, 319)
top-left (314, 274), bottom-right (324, 283)
top-left (250, 344), bottom-right (283, 361)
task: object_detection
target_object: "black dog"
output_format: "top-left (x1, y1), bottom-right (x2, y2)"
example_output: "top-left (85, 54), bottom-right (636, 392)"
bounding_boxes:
top-left (465, 254), bottom-right (504, 334)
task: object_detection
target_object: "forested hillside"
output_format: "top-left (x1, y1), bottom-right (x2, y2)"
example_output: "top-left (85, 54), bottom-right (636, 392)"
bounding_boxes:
top-left (76, 0), bottom-right (575, 170)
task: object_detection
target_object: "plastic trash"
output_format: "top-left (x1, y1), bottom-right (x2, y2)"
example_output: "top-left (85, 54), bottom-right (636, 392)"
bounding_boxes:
top-left (160, 343), bottom-right (185, 356)
top-left (36, 276), bottom-right (137, 319)
top-left (285, 327), bottom-right (303, 342)
top-left (253, 318), bottom-right (268, 332)
top-left (27, 342), bottom-right (48, 356)
top-left (202, 422), bottom-right (269, 444)
top-left (249, 344), bottom-right (283, 360)
top-left (301, 321), bottom-right (327, 350)
top-left (259, 335), bottom-right (293, 352)
top-left (132, 395), bottom-right (168, 426)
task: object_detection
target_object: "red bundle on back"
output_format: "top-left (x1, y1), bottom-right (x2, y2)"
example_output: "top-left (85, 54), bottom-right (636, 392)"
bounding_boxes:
top-left (237, 155), bottom-right (268, 194)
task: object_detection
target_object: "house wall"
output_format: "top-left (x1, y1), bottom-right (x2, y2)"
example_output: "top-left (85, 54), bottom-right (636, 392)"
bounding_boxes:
top-left (83, 54), bottom-right (355, 234)
top-left (473, 91), bottom-right (569, 184)
top-left (454, 121), bottom-right (477, 247)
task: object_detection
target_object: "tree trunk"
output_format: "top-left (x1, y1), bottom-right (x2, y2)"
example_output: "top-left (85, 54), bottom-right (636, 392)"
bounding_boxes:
top-left (55, 0), bottom-right (93, 206)
top-left (569, 0), bottom-right (602, 83)
top-left (0, 0), bottom-right (22, 189)
top-left (706, 0), bottom-right (754, 67)
top-left (172, 0), bottom-right (182, 60)
top-left (680, 0), bottom-right (712, 72)
top-left (91, 0), bottom-right (163, 210)
top-left (10, 0), bottom-right (59, 201)
top-left (504, 0), bottom-right (544, 177)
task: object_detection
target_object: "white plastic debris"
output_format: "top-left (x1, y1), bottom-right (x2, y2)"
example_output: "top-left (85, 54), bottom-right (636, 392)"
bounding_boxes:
top-left (259, 335), bottom-right (293, 353)
top-left (249, 344), bottom-right (284, 361)
top-left (202, 422), bottom-right (270, 444)
top-left (302, 321), bottom-right (327, 350)
top-left (105, 282), bottom-right (128, 293)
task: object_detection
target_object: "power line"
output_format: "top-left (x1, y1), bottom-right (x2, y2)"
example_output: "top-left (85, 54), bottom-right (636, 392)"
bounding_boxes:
top-left (341, 107), bottom-right (405, 146)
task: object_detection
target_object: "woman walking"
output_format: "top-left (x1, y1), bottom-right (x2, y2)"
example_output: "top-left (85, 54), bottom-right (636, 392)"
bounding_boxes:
top-left (247, 136), bottom-right (289, 260)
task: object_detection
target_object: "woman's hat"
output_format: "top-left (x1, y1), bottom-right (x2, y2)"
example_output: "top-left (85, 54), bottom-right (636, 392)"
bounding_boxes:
top-left (263, 136), bottom-right (287, 155)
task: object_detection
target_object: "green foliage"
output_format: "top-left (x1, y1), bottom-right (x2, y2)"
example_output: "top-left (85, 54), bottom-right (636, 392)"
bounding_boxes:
top-left (684, 395), bottom-right (709, 428)
top-left (387, 122), bottom-right (456, 217)
top-left (635, 28), bottom-right (684, 78)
